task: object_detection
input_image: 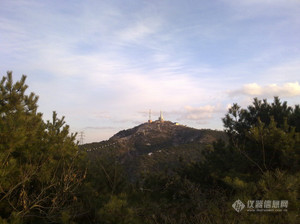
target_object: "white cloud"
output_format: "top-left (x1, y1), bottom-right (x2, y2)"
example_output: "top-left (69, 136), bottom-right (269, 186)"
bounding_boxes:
top-left (229, 82), bottom-right (300, 98)
top-left (184, 105), bottom-right (216, 120)
top-left (166, 105), bottom-right (222, 124)
top-left (241, 83), bottom-right (262, 95)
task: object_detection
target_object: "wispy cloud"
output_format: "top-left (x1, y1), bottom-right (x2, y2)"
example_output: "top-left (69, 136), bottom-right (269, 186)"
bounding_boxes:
top-left (163, 104), bottom-right (225, 125)
top-left (84, 126), bottom-right (115, 130)
top-left (223, 0), bottom-right (300, 20)
top-left (118, 18), bottom-right (161, 43)
top-left (229, 82), bottom-right (300, 98)
top-left (183, 105), bottom-right (219, 120)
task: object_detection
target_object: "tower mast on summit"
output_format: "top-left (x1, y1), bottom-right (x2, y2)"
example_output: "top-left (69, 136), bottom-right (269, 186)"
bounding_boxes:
top-left (148, 109), bottom-right (152, 123)
top-left (159, 110), bottom-right (164, 122)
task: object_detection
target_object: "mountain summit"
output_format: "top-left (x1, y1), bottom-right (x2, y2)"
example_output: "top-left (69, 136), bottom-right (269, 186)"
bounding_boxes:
top-left (109, 120), bottom-right (227, 151)
top-left (82, 120), bottom-right (228, 182)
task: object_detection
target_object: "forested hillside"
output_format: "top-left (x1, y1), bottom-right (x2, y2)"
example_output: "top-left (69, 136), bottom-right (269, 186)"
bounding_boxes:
top-left (0, 72), bottom-right (299, 223)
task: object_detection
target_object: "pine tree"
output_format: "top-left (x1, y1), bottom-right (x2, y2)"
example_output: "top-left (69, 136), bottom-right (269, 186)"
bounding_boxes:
top-left (0, 71), bottom-right (85, 223)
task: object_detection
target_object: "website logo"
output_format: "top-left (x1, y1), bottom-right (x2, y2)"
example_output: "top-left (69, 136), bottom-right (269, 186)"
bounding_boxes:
top-left (232, 199), bottom-right (288, 212)
top-left (232, 199), bottom-right (245, 212)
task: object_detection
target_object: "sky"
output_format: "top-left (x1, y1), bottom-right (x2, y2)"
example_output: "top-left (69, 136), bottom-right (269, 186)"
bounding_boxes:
top-left (1, 0), bottom-right (300, 143)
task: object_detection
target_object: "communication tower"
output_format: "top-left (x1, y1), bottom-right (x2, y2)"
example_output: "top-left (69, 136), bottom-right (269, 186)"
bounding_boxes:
top-left (159, 110), bottom-right (164, 123)
top-left (148, 109), bottom-right (152, 123)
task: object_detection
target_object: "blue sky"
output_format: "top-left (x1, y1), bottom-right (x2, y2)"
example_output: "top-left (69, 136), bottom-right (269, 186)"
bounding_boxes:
top-left (1, 0), bottom-right (300, 143)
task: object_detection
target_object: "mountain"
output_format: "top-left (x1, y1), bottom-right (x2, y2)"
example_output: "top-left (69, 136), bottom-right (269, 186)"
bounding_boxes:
top-left (82, 120), bottom-right (227, 154)
top-left (81, 120), bottom-right (227, 181)
top-left (111, 120), bottom-right (226, 150)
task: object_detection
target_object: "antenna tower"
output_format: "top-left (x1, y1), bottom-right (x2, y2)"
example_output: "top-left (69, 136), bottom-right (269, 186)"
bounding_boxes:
top-left (148, 109), bottom-right (152, 123)
top-left (159, 110), bottom-right (164, 122)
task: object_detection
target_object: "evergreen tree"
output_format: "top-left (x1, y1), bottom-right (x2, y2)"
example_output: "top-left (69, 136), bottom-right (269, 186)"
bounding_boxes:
top-left (223, 97), bottom-right (299, 173)
top-left (0, 71), bottom-right (85, 223)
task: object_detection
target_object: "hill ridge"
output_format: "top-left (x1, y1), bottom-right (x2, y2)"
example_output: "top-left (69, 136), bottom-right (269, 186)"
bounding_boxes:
top-left (82, 120), bottom-right (227, 153)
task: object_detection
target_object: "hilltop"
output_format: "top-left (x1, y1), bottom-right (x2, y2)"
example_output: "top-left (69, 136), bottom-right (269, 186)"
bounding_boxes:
top-left (111, 120), bottom-right (226, 149)
top-left (81, 120), bottom-right (228, 181)
top-left (82, 120), bottom-right (227, 154)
